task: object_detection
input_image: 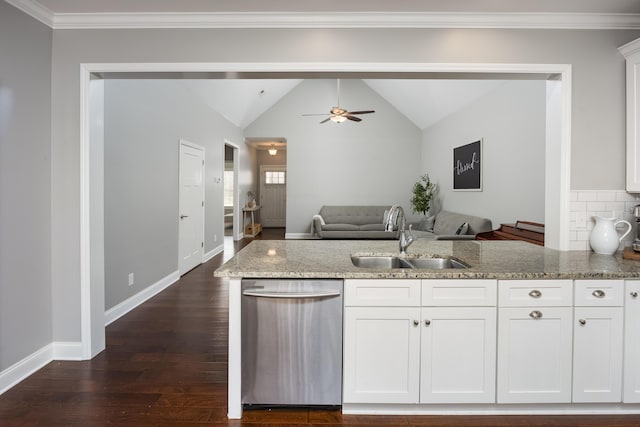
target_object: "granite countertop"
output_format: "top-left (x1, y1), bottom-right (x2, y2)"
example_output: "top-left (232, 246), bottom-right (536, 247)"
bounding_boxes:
top-left (213, 239), bottom-right (640, 280)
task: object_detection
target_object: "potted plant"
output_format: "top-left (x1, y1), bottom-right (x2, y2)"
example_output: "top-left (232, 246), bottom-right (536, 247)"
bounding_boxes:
top-left (410, 174), bottom-right (436, 215)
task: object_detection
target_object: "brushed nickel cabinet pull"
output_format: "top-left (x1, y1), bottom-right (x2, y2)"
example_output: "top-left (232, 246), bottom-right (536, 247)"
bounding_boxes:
top-left (592, 289), bottom-right (605, 298)
top-left (413, 320), bottom-right (419, 326)
top-left (529, 310), bottom-right (543, 319)
top-left (424, 319), bottom-right (431, 326)
top-left (631, 291), bottom-right (639, 298)
top-left (579, 319), bottom-right (586, 326)
top-left (529, 289), bottom-right (542, 298)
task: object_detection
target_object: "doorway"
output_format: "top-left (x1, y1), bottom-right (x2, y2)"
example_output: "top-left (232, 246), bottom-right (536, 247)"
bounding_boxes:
top-left (81, 62), bottom-right (571, 360)
top-left (224, 140), bottom-right (241, 242)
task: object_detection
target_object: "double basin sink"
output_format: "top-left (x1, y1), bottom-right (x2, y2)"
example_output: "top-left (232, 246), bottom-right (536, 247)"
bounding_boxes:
top-left (351, 255), bottom-right (468, 270)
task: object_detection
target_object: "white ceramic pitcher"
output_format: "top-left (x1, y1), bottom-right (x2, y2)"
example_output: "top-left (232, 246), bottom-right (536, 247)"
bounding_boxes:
top-left (589, 216), bottom-right (632, 255)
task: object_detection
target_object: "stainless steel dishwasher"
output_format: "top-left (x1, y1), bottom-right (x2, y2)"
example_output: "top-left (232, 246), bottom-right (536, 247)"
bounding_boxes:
top-left (241, 279), bottom-right (343, 407)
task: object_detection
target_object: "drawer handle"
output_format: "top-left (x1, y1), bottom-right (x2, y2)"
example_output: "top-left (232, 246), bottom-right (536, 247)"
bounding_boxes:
top-left (579, 319), bottom-right (586, 326)
top-left (424, 319), bottom-right (431, 326)
top-left (631, 291), bottom-right (638, 298)
top-left (529, 310), bottom-right (543, 319)
top-left (413, 320), bottom-right (419, 327)
top-left (592, 289), bottom-right (605, 298)
top-left (529, 289), bottom-right (542, 298)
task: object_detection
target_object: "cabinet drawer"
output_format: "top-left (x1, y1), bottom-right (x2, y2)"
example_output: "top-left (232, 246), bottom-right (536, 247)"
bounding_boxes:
top-left (498, 280), bottom-right (572, 307)
top-left (422, 279), bottom-right (497, 306)
top-left (344, 279), bottom-right (421, 306)
top-left (574, 280), bottom-right (624, 307)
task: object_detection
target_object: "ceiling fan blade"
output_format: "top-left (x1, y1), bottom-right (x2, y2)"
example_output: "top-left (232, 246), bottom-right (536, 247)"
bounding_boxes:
top-left (320, 117), bottom-right (331, 124)
top-left (347, 110), bottom-right (375, 115)
top-left (346, 115), bottom-right (362, 122)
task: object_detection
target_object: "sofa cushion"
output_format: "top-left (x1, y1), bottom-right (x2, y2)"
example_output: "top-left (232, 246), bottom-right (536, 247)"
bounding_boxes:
top-left (360, 224), bottom-right (387, 231)
top-left (322, 223), bottom-right (360, 231)
top-left (416, 215), bottom-right (436, 231)
top-left (455, 222), bottom-right (469, 235)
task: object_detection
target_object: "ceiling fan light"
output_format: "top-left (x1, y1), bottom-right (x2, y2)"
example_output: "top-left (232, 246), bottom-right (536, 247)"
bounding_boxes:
top-left (330, 115), bottom-right (347, 123)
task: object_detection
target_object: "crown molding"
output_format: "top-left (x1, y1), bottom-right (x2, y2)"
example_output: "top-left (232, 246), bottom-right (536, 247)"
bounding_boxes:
top-left (5, 0), bottom-right (54, 27)
top-left (5, 1), bottom-right (640, 30)
top-left (619, 37), bottom-right (640, 57)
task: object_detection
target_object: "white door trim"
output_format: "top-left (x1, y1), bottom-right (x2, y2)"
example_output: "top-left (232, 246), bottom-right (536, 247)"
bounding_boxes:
top-left (178, 139), bottom-right (205, 275)
top-left (223, 139), bottom-right (241, 241)
top-left (80, 61), bottom-right (571, 363)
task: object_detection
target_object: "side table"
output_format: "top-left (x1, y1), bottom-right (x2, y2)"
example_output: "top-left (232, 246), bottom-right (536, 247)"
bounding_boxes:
top-left (242, 205), bottom-right (262, 237)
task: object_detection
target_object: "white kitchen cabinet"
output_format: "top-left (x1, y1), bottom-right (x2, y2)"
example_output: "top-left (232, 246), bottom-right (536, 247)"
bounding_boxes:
top-left (420, 306), bottom-right (496, 403)
top-left (344, 279), bottom-right (496, 405)
top-left (573, 280), bottom-right (624, 403)
top-left (620, 38), bottom-right (640, 191)
top-left (624, 280), bottom-right (640, 403)
top-left (343, 280), bottom-right (423, 404)
top-left (343, 306), bottom-right (421, 403)
top-left (497, 280), bottom-right (573, 403)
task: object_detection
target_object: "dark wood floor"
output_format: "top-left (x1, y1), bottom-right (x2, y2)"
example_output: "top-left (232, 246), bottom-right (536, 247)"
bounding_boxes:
top-left (2, 227), bottom-right (640, 426)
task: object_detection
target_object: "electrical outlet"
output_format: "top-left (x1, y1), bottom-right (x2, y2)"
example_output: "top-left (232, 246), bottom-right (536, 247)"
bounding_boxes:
top-left (128, 273), bottom-right (134, 286)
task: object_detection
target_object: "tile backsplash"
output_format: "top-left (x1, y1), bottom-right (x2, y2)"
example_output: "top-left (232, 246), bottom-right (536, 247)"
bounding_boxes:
top-left (569, 190), bottom-right (640, 251)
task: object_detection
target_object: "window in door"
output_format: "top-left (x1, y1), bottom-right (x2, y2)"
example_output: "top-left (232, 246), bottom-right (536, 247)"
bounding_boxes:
top-left (265, 171), bottom-right (286, 185)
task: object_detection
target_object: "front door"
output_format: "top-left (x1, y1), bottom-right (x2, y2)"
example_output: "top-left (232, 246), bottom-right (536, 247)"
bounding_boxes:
top-left (260, 165), bottom-right (286, 227)
top-left (179, 140), bottom-right (205, 275)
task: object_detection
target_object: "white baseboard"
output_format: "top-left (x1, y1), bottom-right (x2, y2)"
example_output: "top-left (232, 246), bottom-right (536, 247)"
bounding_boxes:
top-left (52, 341), bottom-right (84, 360)
top-left (0, 343), bottom-right (53, 395)
top-left (104, 270), bottom-right (180, 326)
top-left (204, 244), bottom-right (223, 263)
top-left (285, 232), bottom-right (315, 239)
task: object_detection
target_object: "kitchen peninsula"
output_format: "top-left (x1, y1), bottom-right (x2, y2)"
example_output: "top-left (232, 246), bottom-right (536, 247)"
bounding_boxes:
top-left (215, 240), bottom-right (640, 418)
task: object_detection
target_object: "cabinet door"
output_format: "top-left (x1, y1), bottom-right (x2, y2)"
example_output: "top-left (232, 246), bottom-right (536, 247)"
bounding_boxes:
top-left (497, 307), bottom-right (573, 403)
top-left (343, 307), bottom-right (421, 403)
top-left (573, 307), bottom-right (623, 402)
top-left (420, 307), bottom-right (496, 403)
top-left (622, 46), bottom-right (640, 191)
top-left (624, 281), bottom-right (640, 403)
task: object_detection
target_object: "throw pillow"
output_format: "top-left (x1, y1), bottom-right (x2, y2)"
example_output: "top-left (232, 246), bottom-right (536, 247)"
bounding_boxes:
top-left (417, 215), bottom-right (436, 231)
top-left (455, 222), bottom-right (469, 235)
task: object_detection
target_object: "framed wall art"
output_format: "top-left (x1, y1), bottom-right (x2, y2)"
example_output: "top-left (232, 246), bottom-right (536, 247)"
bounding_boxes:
top-left (453, 139), bottom-right (482, 191)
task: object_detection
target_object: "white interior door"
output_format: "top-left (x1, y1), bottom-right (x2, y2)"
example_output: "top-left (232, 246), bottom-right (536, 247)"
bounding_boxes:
top-left (179, 141), bottom-right (205, 275)
top-left (260, 165), bottom-right (286, 227)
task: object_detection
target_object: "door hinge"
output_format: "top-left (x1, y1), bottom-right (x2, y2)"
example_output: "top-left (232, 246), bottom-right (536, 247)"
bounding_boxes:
top-left (201, 242), bottom-right (204, 248)
top-left (202, 201), bottom-right (204, 207)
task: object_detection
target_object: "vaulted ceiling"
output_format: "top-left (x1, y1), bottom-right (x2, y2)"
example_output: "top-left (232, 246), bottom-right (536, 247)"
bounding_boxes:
top-left (180, 78), bottom-right (507, 130)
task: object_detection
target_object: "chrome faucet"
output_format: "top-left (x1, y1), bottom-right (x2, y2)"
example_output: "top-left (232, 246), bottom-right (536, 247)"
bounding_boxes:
top-left (384, 205), bottom-right (415, 255)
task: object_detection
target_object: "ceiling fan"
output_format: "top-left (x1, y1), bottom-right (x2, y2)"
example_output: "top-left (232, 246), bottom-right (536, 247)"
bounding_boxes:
top-left (302, 79), bottom-right (375, 124)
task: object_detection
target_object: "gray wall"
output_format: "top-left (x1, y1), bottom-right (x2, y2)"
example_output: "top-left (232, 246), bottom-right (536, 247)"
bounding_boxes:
top-left (103, 79), bottom-right (246, 310)
top-left (0, 2), bottom-right (52, 371)
top-left (423, 81), bottom-right (546, 225)
top-left (48, 27), bottom-right (640, 341)
top-left (245, 79), bottom-right (422, 234)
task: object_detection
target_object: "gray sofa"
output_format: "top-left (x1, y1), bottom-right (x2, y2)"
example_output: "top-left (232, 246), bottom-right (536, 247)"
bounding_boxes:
top-left (409, 210), bottom-right (493, 240)
top-left (312, 205), bottom-right (493, 240)
top-left (312, 206), bottom-right (397, 239)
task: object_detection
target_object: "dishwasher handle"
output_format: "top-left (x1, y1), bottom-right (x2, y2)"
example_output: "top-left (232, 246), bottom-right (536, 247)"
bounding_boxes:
top-left (242, 289), bottom-right (341, 299)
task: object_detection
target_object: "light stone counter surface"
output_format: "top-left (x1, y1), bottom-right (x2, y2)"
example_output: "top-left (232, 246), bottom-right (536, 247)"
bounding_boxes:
top-left (214, 239), bottom-right (640, 280)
